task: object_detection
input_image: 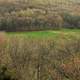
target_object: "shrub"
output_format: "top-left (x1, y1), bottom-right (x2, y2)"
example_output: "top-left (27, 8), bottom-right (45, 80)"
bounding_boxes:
top-left (0, 65), bottom-right (17, 80)
top-left (63, 13), bottom-right (80, 28)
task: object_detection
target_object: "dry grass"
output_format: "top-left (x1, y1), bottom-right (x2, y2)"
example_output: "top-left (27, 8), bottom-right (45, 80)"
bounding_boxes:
top-left (0, 32), bottom-right (6, 44)
top-left (0, 33), bottom-right (80, 80)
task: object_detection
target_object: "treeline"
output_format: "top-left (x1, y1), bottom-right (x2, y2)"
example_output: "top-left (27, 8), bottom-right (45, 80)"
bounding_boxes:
top-left (0, 10), bottom-right (62, 31)
top-left (0, 1), bottom-right (80, 31)
top-left (0, 10), bottom-right (80, 31)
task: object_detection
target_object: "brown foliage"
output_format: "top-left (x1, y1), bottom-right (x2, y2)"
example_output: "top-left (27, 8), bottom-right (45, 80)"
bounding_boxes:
top-left (0, 35), bottom-right (80, 80)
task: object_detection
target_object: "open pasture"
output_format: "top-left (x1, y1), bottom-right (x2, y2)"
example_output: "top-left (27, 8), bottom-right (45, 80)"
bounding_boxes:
top-left (7, 29), bottom-right (80, 39)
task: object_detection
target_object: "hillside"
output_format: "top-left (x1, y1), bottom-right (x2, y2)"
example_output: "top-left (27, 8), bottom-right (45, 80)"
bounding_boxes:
top-left (0, 0), bottom-right (80, 31)
top-left (0, 1), bottom-right (80, 80)
top-left (0, 0), bottom-right (80, 15)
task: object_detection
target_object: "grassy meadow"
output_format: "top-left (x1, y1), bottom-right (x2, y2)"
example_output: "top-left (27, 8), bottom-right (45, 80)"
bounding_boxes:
top-left (7, 29), bottom-right (80, 39)
top-left (0, 29), bottom-right (80, 80)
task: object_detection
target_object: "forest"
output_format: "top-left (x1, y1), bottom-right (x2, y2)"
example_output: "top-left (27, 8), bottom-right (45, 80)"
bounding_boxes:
top-left (0, 0), bottom-right (80, 31)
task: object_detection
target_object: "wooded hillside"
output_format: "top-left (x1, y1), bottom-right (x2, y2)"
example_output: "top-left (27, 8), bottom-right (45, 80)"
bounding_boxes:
top-left (0, 0), bottom-right (80, 31)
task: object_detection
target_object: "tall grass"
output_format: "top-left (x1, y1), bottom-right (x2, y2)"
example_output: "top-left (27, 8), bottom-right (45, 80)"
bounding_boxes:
top-left (0, 34), bottom-right (80, 80)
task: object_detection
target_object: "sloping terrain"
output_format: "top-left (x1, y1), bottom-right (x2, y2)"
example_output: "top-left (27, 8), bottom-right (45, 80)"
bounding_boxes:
top-left (0, 0), bottom-right (80, 15)
top-left (0, 0), bottom-right (80, 31)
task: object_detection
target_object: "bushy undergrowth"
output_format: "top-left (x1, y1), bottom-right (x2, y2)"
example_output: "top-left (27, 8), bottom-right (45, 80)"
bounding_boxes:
top-left (0, 34), bottom-right (80, 80)
top-left (0, 65), bottom-right (17, 80)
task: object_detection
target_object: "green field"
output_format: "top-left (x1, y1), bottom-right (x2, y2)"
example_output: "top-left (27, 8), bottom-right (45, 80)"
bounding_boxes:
top-left (7, 29), bottom-right (80, 39)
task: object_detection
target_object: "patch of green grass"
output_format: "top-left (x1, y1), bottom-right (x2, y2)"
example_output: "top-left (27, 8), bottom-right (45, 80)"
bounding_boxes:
top-left (7, 31), bottom-right (58, 38)
top-left (7, 29), bottom-right (80, 39)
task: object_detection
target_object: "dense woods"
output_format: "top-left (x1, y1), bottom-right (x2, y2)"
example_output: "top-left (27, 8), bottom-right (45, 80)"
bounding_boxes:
top-left (0, 0), bottom-right (80, 31)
